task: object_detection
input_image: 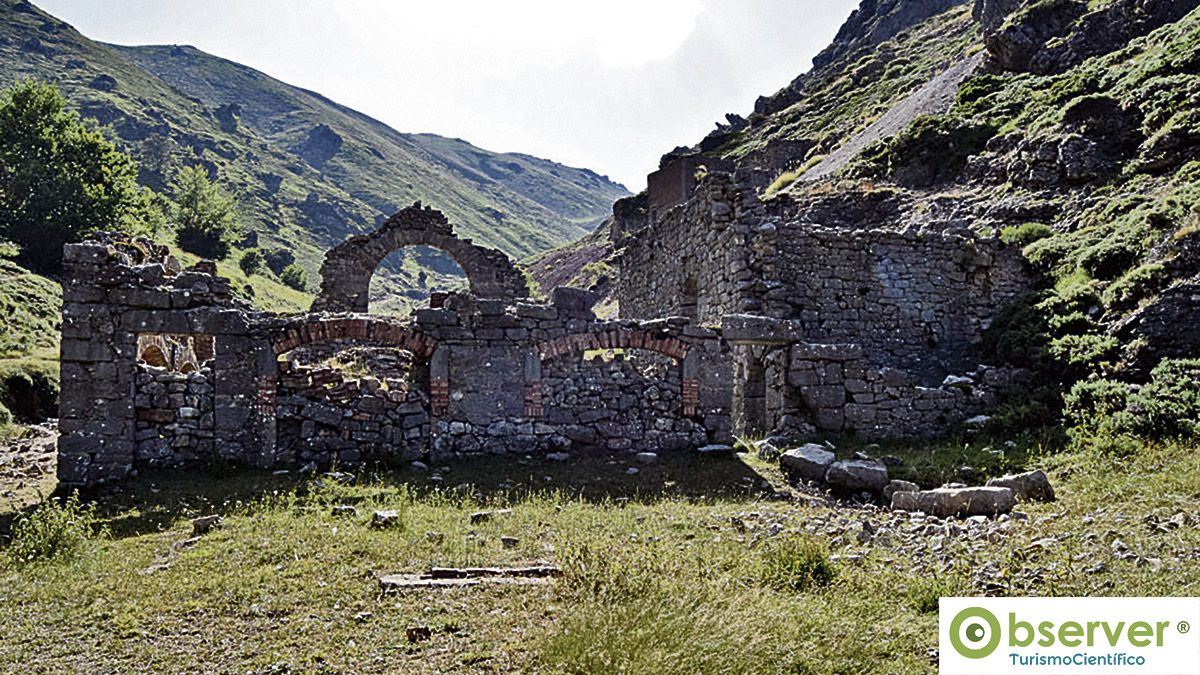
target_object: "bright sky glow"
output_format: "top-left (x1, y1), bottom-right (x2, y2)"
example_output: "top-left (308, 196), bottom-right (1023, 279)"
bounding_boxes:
top-left (34, 0), bottom-right (859, 190)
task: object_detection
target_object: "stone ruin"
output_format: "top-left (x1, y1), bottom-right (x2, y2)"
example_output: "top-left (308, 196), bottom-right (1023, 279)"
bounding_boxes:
top-left (57, 180), bottom-right (1036, 487)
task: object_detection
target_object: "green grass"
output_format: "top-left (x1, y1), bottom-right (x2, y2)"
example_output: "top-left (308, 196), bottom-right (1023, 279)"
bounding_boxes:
top-left (0, 258), bottom-right (61, 360)
top-left (1, 432), bottom-right (1196, 673)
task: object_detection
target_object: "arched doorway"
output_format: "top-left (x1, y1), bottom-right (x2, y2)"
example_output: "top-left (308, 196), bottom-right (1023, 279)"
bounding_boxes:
top-left (311, 203), bottom-right (529, 313)
top-left (368, 245), bottom-right (468, 315)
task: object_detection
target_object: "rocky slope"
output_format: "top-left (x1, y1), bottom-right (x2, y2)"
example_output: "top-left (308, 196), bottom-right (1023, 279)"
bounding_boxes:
top-left (0, 0), bottom-right (628, 309)
top-left (535, 0), bottom-right (1200, 385)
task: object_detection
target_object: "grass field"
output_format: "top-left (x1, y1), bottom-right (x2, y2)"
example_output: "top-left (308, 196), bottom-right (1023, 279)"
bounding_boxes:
top-left (1, 433), bottom-right (1197, 674)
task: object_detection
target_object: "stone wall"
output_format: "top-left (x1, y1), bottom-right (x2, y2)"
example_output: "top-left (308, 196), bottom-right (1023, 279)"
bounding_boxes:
top-left (274, 360), bottom-right (430, 468)
top-left (134, 365), bottom-right (215, 467)
top-left (58, 222), bottom-right (733, 487)
top-left (57, 235), bottom-right (276, 486)
top-left (619, 173), bottom-right (754, 323)
top-left (756, 223), bottom-right (1033, 380)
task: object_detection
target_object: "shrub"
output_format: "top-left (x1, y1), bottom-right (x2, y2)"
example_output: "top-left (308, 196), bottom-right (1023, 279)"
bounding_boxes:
top-left (757, 535), bottom-right (836, 592)
top-left (1126, 359), bottom-right (1200, 438)
top-left (1065, 360), bottom-right (1200, 439)
top-left (1064, 378), bottom-right (1132, 428)
top-left (279, 264), bottom-right (309, 292)
top-left (5, 493), bottom-right (102, 565)
top-left (1101, 263), bottom-right (1166, 310)
top-left (1000, 222), bottom-right (1053, 247)
top-left (981, 293), bottom-right (1054, 371)
top-left (238, 248), bottom-right (265, 276)
top-left (0, 400), bottom-right (12, 427)
top-left (171, 165), bottom-right (242, 260)
top-left (1048, 333), bottom-right (1119, 370)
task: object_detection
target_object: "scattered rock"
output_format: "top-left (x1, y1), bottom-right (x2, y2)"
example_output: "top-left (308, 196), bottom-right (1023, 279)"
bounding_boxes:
top-left (331, 505), bottom-right (358, 518)
top-left (891, 486), bottom-right (1016, 518)
top-left (697, 444), bottom-right (734, 455)
top-left (500, 536), bottom-right (519, 549)
top-left (987, 470), bottom-right (1055, 502)
top-left (626, 467), bottom-right (640, 475)
top-left (780, 444), bottom-right (835, 483)
top-left (191, 515), bottom-right (221, 536)
top-left (824, 459), bottom-right (889, 494)
top-left (883, 479), bottom-right (920, 503)
top-left (406, 626), bottom-right (432, 642)
top-left (545, 452), bottom-right (570, 462)
top-left (469, 509), bottom-right (512, 525)
top-left (635, 452), bottom-right (659, 464)
top-left (372, 510), bottom-right (401, 529)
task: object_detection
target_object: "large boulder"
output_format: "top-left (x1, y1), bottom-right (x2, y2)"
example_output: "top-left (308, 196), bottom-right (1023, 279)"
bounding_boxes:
top-left (891, 486), bottom-right (1016, 518)
top-left (824, 459), bottom-right (889, 494)
top-left (780, 444), bottom-right (835, 483)
top-left (987, 469), bottom-right (1055, 502)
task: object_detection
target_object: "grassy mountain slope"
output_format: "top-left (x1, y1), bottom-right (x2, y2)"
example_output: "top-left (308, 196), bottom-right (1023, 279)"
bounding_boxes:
top-left (0, 0), bottom-right (628, 311)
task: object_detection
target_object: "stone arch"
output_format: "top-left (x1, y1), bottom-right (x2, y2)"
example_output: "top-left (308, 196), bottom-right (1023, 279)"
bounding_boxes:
top-left (271, 316), bottom-right (437, 360)
top-left (311, 203), bottom-right (529, 313)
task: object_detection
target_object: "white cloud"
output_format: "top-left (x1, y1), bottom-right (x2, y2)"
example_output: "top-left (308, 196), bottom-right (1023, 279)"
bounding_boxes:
top-left (332, 0), bottom-right (705, 68)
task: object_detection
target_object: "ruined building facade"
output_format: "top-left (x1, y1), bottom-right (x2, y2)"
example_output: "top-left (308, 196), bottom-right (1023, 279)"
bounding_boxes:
top-left (620, 161), bottom-right (1033, 438)
top-left (58, 173), bottom-right (1034, 486)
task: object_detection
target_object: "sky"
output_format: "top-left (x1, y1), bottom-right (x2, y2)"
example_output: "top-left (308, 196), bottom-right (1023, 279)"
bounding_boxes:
top-left (35, 0), bottom-right (859, 191)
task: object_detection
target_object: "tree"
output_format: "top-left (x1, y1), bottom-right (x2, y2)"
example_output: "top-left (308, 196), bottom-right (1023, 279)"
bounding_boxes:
top-left (170, 165), bottom-right (242, 260)
top-left (238, 248), bottom-right (264, 276)
top-left (0, 80), bottom-right (155, 274)
top-left (279, 263), bottom-right (308, 292)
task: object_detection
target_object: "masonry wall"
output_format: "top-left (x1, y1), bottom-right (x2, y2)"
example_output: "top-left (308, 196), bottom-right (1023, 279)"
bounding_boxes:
top-left (59, 234), bottom-right (735, 487)
top-left (134, 365), bottom-right (215, 467)
top-left (619, 174), bottom-right (754, 323)
top-left (757, 224), bottom-right (1033, 380)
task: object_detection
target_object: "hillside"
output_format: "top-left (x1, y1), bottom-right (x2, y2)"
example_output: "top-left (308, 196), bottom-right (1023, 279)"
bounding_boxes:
top-left (534, 0), bottom-right (1200, 383)
top-left (0, 0), bottom-right (628, 310)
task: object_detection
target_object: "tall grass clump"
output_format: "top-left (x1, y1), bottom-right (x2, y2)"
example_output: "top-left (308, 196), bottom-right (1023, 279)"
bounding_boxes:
top-left (4, 492), bottom-right (103, 565)
top-left (757, 534), bottom-right (837, 592)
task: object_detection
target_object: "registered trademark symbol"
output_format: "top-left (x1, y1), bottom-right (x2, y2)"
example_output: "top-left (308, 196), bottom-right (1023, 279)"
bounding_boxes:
top-left (1179, 621), bottom-right (1191, 634)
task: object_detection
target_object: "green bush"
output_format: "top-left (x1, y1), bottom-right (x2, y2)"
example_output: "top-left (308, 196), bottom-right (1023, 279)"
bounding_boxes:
top-left (981, 293), bottom-right (1054, 371)
top-left (238, 249), bottom-right (265, 276)
top-left (5, 493), bottom-right (102, 565)
top-left (0, 80), bottom-right (158, 274)
top-left (1065, 360), bottom-right (1200, 439)
top-left (0, 400), bottom-right (12, 427)
top-left (171, 165), bottom-right (242, 260)
top-left (1064, 378), bottom-right (1132, 427)
top-left (757, 535), bottom-right (836, 592)
top-left (279, 264), bottom-right (309, 292)
top-left (1000, 222), bottom-right (1054, 247)
top-left (1101, 263), bottom-right (1167, 310)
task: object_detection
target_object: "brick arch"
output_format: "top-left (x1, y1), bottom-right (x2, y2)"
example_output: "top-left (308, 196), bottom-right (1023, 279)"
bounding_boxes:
top-left (271, 316), bottom-right (437, 360)
top-left (536, 327), bottom-right (690, 362)
top-left (311, 203), bottom-right (529, 313)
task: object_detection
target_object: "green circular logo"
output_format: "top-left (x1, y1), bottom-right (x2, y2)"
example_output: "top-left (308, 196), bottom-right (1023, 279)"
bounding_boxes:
top-left (949, 607), bottom-right (1001, 659)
